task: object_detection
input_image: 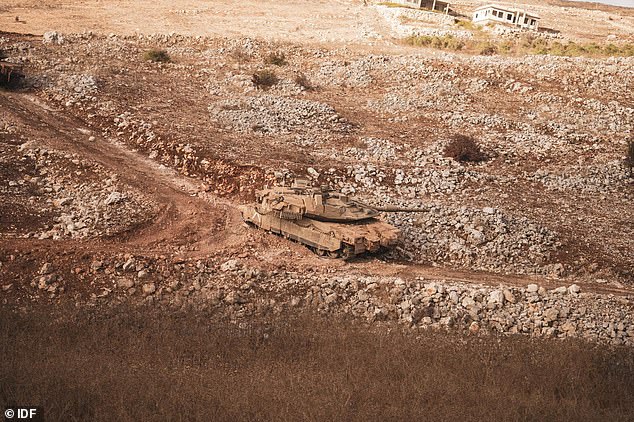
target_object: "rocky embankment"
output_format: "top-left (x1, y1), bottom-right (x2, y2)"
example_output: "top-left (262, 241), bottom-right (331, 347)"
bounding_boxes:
top-left (5, 256), bottom-right (632, 346)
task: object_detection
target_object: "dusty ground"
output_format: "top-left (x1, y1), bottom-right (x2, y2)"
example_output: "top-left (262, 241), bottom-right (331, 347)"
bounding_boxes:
top-left (1, 1), bottom-right (634, 416)
top-left (2, 0), bottom-right (634, 45)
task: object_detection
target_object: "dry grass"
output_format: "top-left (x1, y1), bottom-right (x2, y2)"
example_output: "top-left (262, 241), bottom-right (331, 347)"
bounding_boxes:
top-left (405, 33), bottom-right (634, 57)
top-left (1, 307), bottom-right (634, 421)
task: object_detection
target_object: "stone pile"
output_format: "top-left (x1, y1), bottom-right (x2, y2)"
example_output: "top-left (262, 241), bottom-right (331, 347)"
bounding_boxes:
top-left (210, 94), bottom-right (351, 135)
top-left (386, 204), bottom-right (562, 275)
top-left (13, 256), bottom-right (632, 346)
top-left (13, 142), bottom-right (156, 239)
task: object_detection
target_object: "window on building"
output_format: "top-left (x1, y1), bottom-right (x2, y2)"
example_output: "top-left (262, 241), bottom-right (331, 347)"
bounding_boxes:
top-left (507, 13), bottom-right (512, 21)
top-left (531, 19), bottom-right (536, 26)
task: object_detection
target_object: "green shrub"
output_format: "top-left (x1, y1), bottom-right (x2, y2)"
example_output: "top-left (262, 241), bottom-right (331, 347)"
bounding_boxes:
top-left (252, 69), bottom-right (279, 89)
top-left (143, 49), bottom-right (171, 63)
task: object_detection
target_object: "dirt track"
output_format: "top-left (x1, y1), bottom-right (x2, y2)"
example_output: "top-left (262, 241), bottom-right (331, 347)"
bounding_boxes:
top-left (2, 91), bottom-right (631, 299)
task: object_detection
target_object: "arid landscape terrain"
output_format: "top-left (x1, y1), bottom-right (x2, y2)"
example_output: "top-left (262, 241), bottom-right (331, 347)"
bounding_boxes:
top-left (1, 0), bottom-right (633, 419)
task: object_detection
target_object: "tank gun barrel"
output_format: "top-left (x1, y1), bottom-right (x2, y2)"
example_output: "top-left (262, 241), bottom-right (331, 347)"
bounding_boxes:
top-left (352, 200), bottom-right (427, 213)
top-left (373, 206), bottom-right (427, 212)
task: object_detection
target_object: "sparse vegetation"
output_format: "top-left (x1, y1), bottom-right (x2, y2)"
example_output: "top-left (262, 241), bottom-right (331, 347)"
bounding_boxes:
top-left (444, 135), bottom-right (488, 163)
top-left (455, 19), bottom-right (478, 31)
top-left (626, 140), bottom-right (634, 177)
top-left (143, 48), bottom-right (171, 63)
top-left (252, 69), bottom-right (279, 89)
top-left (405, 34), bottom-right (465, 50)
top-left (477, 41), bottom-right (498, 56)
top-left (264, 51), bottom-right (287, 66)
top-left (230, 46), bottom-right (251, 63)
top-left (2, 308), bottom-right (634, 421)
top-left (405, 32), bottom-right (634, 57)
top-left (294, 72), bottom-right (313, 90)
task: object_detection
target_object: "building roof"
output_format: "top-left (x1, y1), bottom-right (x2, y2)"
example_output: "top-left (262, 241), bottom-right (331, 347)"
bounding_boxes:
top-left (474, 4), bottom-right (540, 19)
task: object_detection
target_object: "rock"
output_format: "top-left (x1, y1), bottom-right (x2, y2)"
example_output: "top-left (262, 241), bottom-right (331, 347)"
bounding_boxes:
top-left (142, 283), bottom-right (156, 295)
top-left (43, 31), bottom-right (64, 44)
top-left (553, 286), bottom-right (568, 294)
top-left (224, 290), bottom-right (246, 305)
top-left (488, 290), bottom-right (505, 305)
top-left (503, 289), bottom-right (516, 303)
top-left (357, 291), bottom-right (369, 301)
top-left (307, 167), bottom-right (320, 178)
top-left (104, 191), bottom-right (124, 205)
top-left (37, 274), bottom-right (56, 289)
top-left (137, 270), bottom-right (149, 279)
top-left (122, 257), bottom-right (135, 272)
top-left (220, 259), bottom-right (240, 272)
top-left (527, 284), bottom-right (539, 293)
top-left (448, 291), bottom-right (459, 304)
top-left (560, 321), bottom-right (577, 335)
top-left (325, 292), bottom-right (338, 304)
top-left (568, 284), bottom-right (581, 295)
top-left (543, 308), bottom-right (559, 323)
top-left (39, 262), bottom-right (53, 275)
top-left (118, 278), bottom-right (135, 289)
top-left (461, 297), bottom-right (476, 308)
top-left (469, 321), bottom-right (480, 333)
top-left (482, 207), bottom-right (495, 215)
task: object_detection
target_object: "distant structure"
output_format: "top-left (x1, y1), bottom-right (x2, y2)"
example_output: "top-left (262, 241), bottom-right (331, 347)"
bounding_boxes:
top-left (472, 4), bottom-right (540, 31)
top-left (397, 0), bottom-right (451, 14)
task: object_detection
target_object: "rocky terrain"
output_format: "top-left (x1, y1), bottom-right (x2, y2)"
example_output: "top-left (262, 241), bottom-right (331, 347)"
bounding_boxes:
top-left (1, 0), bottom-right (633, 353)
top-left (1, 1), bottom-right (634, 419)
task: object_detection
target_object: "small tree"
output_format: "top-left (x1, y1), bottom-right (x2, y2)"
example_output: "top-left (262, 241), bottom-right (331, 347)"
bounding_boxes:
top-left (443, 135), bottom-right (488, 163)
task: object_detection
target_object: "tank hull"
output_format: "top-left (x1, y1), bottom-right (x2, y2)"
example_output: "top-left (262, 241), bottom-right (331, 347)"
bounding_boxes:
top-left (241, 205), bottom-right (399, 257)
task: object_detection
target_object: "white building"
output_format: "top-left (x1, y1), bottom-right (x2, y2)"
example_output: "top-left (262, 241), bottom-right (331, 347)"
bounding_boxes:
top-left (472, 4), bottom-right (540, 31)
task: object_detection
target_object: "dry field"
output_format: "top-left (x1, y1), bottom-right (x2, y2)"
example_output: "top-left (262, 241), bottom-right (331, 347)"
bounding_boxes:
top-left (1, 0), bottom-right (633, 419)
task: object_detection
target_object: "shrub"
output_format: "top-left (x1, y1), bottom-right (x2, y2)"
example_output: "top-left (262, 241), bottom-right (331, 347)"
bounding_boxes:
top-left (230, 47), bottom-right (251, 63)
top-left (626, 140), bottom-right (634, 177)
top-left (444, 135), bottom-right (487, 163)
top-left (252, 69), bottom-right (278, 89)
top-left (294, 72), bottom-right (313, 90)
top-left (264, 51), bottom-right (287, 66)
top-left (477, 42), bottom-right (498, 56)
top-left (143, 49), bottom-right (171, 63)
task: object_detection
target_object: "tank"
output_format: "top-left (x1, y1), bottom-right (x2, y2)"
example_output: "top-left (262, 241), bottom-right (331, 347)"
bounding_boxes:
top-left (240, 179), bottom-right (425, 258)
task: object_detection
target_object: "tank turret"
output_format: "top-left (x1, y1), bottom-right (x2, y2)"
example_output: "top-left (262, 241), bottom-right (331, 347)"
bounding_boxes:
top-left (241, 180), bottom-right (424, 258)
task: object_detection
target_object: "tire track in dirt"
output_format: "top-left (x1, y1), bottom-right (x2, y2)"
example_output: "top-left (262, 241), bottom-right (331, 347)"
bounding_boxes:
top-left (1, 92), bottom-right (242, 255)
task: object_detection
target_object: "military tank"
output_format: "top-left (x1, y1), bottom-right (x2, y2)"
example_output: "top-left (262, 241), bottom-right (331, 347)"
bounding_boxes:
top-left (240, 179), bottom-right (425, 258)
